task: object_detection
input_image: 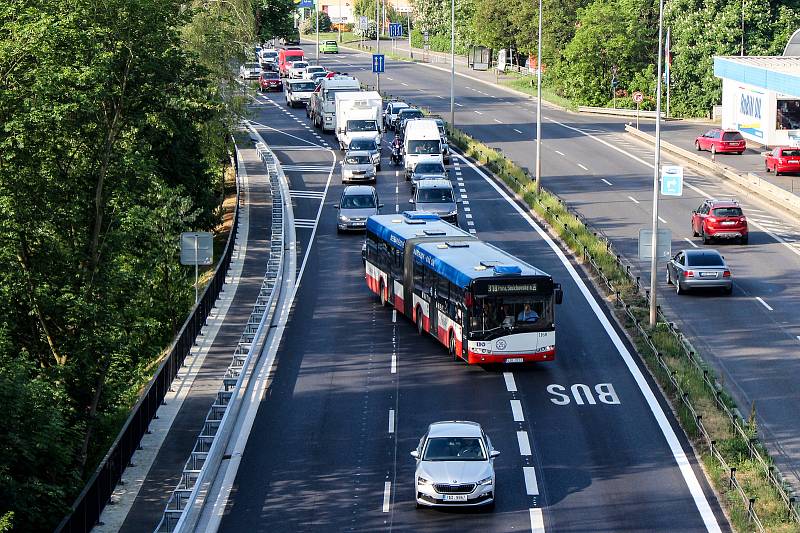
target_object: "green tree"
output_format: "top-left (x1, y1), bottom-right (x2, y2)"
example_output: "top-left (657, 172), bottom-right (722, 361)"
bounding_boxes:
top-left (300, 10), bottom-right (331, 33)
top-left (256, 0), bottom-right (296, 41)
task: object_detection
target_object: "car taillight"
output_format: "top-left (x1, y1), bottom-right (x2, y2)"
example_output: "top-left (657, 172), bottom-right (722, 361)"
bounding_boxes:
top-left (683, 270), bottom-right (694, 278)
top-left (707, 217), bottom-right (717, 223)
top-left (723, 270), bottom-right (731, 278)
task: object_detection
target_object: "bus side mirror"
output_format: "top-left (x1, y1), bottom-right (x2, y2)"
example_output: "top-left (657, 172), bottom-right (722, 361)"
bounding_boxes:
top-left (554, 283), bottom-right (563, 305)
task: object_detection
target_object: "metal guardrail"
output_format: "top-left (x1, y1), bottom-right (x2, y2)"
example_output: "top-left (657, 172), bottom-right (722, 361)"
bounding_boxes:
top-left (55, 144), bottom-right (242, 533)
top-left (155, 137), bottom-right (290, 533)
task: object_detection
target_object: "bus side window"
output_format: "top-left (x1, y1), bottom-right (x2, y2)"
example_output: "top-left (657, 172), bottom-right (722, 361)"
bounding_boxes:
top-left (365, 233), bottom-right (377, 261)
top-left (413, 259), bottom-right (424, 292)
top-left (423, 265), bottom-right (435, 296)
top-left (392, 248), bottom-right (403, 278)
top-left (450, 285), bottom-right (462, 319)
top-left (377, 242), bottom-right (390, 270)
top-left (437, 275), bottom-right (449, 305)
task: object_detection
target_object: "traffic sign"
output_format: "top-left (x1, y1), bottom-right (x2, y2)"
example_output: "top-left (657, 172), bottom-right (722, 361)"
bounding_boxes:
top-left (660, 165), bottom-right (684, 196)
top-left (372, 54), bottom-right (385, 73)
top-left (389, 23), bottom-right (403, 38)
top-left (638, 228), bottom-right (672, 260)
top-left (180, 232), bottom-right (213, 266)
top-left (632, 91), bottom-right (644, 104)
top-left (423, 31), bottom-right (429, 42)
top-left (359, 16), bottom-right (368, 30)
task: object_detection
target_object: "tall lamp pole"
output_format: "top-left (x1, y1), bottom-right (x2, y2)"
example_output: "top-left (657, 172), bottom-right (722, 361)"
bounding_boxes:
top-left (376, 0), bottom-right (380, 92)
top-left (316, 3), bottom-right (320, 61)
top-left (535, 0), bottom-right (543, 189)
top-left (407, 9), bottom-right (412, 59)
top-left (449, 0), bottom-right (455, 126)
top-left (649, 0), bottom-right (666, 327)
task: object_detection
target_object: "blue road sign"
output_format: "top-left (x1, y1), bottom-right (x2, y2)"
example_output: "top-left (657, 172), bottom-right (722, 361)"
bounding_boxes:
top-left (389, 23), bottom-right (403, 38)
top-left (660, 165), bottom-right (684, 196)
top-left (372, 54), bottom-right (385, 73)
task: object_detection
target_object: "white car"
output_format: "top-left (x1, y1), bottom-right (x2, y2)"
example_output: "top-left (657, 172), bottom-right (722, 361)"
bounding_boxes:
top-left (284, 79), bottom-right (317, 108)
top-left (411, 421), bottom-right (498, 508)
top-left (303, 65), bottom-right (327, 80)
top-left (260, 49), bottom-right (278, 64)
top-left (239, 62), bottom-right (261, 80)
top-left (288, 61), bottom-right (309, 79)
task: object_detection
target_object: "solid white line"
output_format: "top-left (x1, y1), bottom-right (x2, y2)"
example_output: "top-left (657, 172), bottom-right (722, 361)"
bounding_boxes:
top-left (529, 508), bottom-right (545, 533)
top-left (392, 309), bottom-right (397, 323)
top-left (474, 110), bottom-right (483, 115)
top-left (756, 297), bottom-right (773, 311)
top-left (457, 153), bottom-right (722, 532)
top-left (510, 399), bottom-right (524, 422)
top-left (494, 118), bottom-right (503, 124)
top-left (523, 467), bottom-right (539, 495)
top-left (577, 163), bottom-right (589, 171)
top-left (517, 431), bottom-right (532, 456)
top-left (514, 128), bottom-right (524, 134)
top-left (391, 353), bottom-right (397, 373)
top-left (658, 216), bottom-right (667, 224)
top-left (628, 196), bottom-right (640, 204)
top-left (601, 178), bottom-right (613, 186)
top-left (388, 409), bottom-right (395, 433)
top-left (382, 482), bottom-right (391, 512)
top-left (503, 372), bottom-right (517, 392)
top-left (683, 238), bottom-right (699, 248)
top-left (554, 150), bottom-right (565, 156)
top-left (401, 82), bottom-right (408, 86)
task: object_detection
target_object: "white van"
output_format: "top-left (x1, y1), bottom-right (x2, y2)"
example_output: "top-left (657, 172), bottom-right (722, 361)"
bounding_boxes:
top-left (335, 91), bottom-right (383, 151)
top-left (403, 119), bottom-right (443, 178)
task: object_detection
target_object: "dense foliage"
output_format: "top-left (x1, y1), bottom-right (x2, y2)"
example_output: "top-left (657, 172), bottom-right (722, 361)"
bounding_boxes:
top-left (299, 10), bottom-right (332, 34)
top-left (256, 0), bottom-right (296, 42)
top-left (411, 0), bottom-right (800, 116)
top-left (0, 0), bottom-right (251, 530)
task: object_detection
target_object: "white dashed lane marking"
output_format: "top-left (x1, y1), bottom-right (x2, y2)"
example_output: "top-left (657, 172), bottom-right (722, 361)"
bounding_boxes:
top-left (517, 431), bottom-right (532, 456)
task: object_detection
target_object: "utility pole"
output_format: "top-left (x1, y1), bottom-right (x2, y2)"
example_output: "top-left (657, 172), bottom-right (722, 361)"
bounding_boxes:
top-left (535, 0), bottom-right (543, 189)
top-left (741, 0), bottom-right (746, 56)
top-left (376, 0), bottom-right (380, 92)
top-left (407, 10), bottom-right (412, 59)
top-left (316, 1), bottom-right (320, 61)
top-left (449, 0), bottom-right (455, 126)
top-left (649, 0), bottom-right (666, 327)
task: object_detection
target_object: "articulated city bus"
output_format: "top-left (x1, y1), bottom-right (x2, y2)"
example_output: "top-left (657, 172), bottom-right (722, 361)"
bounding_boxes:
top-left (365, 212), bottom-right (563, 363)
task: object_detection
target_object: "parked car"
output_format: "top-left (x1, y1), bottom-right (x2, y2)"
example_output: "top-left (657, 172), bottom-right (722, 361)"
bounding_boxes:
top-left (410, 161), bottom-right (448, 190)
top-left (666, 249), bottom-right (732, 295)
top-left (320, 40), bottom-right (339, 54)
top-left (411, 421), bottom-right (499, 508)
top-left (239, 62), bottom-right (261, 80)
top-left (396, 107), bottom-right (425, 134)
top-left (334, 185), bottom-right (382, 233)
top-left (284, 79), bottom-right (316, 108)
top-left (410, 179), bottom-right (459, 224)
top-left (303, 65), bottom-right (327, 79)
top-left (288, 61), bottom-right (309, 79)
top-left (340, 150), bottom-right (377, 183)
top-left (764, 146), bottom-right (800, 175)
top-left (384, 101), bottom-right (410, 129)
top-left (691, 199), bottom-right (748, 244)
top-left (347, 137), bottom-right (381, 170)
top-left (259, 71), bottom-right (282, 92)
top-left (694, 128), bottom-right (746, 155)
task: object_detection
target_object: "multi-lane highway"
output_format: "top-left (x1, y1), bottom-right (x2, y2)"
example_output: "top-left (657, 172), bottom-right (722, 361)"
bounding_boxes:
top-left (296, 43), bottom-right (800, 492)
top-left (212, 64), bottom-right (729, 531)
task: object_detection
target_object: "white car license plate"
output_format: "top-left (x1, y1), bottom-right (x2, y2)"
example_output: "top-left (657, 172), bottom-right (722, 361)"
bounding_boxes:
top-left (721, 221), bottom-right (735, 225)
top-left (505, 358), bottom-right (524, 363)
top-left (443, 494), bottom-right (468, 502)
top-left (699, 272), bottom-right (717, 278)
top-left (789, 160), bottom-right (799, 164)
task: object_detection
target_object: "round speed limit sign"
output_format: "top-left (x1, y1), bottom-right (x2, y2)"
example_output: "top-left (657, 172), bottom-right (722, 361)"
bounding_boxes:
top-left (632, 91), bottom-right (644, 104)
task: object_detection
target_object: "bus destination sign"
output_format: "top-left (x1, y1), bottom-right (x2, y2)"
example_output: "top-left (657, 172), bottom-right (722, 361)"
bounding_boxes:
top-left (486, 283), bottom-right (538, 294)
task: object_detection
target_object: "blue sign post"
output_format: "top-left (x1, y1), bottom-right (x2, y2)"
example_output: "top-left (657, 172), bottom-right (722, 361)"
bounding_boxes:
top-left (660, 165), bottom-right (684, 196)
top-left (389, 23), bottom-right (403, 38)
top-left (372, 54), bottom-right (385, 73)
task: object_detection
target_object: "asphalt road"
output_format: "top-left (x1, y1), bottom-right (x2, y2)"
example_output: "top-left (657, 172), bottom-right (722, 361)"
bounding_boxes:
top-left (301, 45), bottom-right (800, 493)
top-left (214, 84), bottom-right (728, 531)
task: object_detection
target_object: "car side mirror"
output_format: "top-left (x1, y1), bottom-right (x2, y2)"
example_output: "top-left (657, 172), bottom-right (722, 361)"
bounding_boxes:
top-left (378, 203), bottom-right (385, 208)
top-left (410, 450), bottom-right (420, 459)
top-left (554, 283), bottom-right (563, 305)
top-left (333, 204), bottom-right (339, 208)
top-left (409, 198), bottom-right (415, 204)
top-left (490, 450), bottom-right (500, 458)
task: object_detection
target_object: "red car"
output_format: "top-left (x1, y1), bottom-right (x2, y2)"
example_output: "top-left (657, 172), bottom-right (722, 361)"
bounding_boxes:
top-left (764, 146), bottom-right (800, 175)
top-left (694, 128), bottom-right (746, 155)
top-left (691, 199), bottom-right (748, 244)
top-left (259, 71), bottom-right (282, 92)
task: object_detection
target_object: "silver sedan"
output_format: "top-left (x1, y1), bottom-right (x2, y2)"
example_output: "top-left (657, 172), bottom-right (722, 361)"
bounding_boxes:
top-left (411, 421), bottom-right (498, 509)
top-left (666, 249), bottom-right (733, 295)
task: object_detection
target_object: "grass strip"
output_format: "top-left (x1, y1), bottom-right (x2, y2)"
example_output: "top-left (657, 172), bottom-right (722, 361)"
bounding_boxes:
top-left (445, 123), bottom-right (800, 533)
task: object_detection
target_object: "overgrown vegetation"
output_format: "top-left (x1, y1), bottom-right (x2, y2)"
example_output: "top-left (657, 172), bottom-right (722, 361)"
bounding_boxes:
top-left (0, 0), bottom-right (253, 530)
top-left (445, 124), bottom-right (800, 532)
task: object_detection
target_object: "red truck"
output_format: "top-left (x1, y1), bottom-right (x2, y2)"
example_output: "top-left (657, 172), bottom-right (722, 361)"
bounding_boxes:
top-left (278, 48), bottom-right (305, 78)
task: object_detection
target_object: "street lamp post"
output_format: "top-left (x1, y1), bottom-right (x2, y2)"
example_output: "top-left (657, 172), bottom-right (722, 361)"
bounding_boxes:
top-left (376, 0), bottom-right (380, 92)
top-left (535, 0), bottom-right (543, 189)
top-left (316, 3), bottom-right (320, 61)
top-left (449, 0), bottom-right (455, 126)
top-left (649, 0), bottom-right (666, 327)
top-left (407, 9), bottom-right (412, 59)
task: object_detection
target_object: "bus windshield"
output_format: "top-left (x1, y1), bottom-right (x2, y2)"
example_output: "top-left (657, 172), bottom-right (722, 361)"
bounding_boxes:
top-left (469, 296), bottom-right (551, 337)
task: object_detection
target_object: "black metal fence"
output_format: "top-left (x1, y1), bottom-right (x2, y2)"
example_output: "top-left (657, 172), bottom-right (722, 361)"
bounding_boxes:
top-left (55, 149), bottom-right (242, 533)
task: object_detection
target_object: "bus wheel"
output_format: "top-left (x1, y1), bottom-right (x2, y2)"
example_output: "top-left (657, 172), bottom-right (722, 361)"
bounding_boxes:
top-left (416, 311), bottom-right (424, 335)
top-left (379, 281), bottom-right (387, 307)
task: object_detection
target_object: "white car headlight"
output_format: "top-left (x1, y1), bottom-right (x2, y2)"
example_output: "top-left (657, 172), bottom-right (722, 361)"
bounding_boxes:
top-left (477, 476), bottom-right (493, 486)
top-left (417, 476), bottom-right (430, 485)
top-left (339, 215), bottom-right (349, 222)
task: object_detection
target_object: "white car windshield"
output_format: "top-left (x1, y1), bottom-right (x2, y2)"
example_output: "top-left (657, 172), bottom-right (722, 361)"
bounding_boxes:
top-left (341, 194), bottom-right (376, 209)
top-left (349, 139), bottom-right (377, 150)
top-left (292, 62), bottom-right (308, 69)
top-left (414, 162), bottom-right (445, 174)
top-left (291, 82), bottom-right (316, 92)
top-left (423, 437), bottom-right (486, 461)
top-left (345, 155), bottom-right (371, 164)
top-left (417, 189), bottom-right (454, 203)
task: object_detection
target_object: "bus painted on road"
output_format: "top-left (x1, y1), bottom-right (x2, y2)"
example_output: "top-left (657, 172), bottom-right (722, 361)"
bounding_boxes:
top-left (365, 212), bottom-right (562, 364)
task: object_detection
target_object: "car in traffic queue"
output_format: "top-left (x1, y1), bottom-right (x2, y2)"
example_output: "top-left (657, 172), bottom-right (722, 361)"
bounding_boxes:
top-left (347, 137), bottom-right (382, 170)
top-left (411, 421), bottom-right (499, 509)
top-left (691, 199), bottom-right (748, 244)
top-left (284, 79), bottom-right (316, 108)
top-left (258, 71), bottom-right (282, 92)
top-left (666, 249), bottom-right (733, 295)
top-left (340, 150), bottom-right (377, 183)
top-left (410, 160), bottom-right (449, 190)
top-left (278, 48), bottom-right (305, 77)
top-left (303, 65), bottom-right (327, 80)
top-left (334, 185), bottom-right (382, 233)
top-left (694, 128), bottom-right (746, 155)
top-left (410, 179), bottom-right (459, 224)
top-left (288, 61), bottom-right (309, 79)
top-left (260, 49), bottom-right (279, 65)
top-left (239, 62), bottom-right (261, 80)
top-left (395, 107), bottom-right (424, 134)
top-left (320, 40), bottom-right (339, 54)
top-left (764, 146), bottom-right (800, 175)
top-left (384, 101), bottom-right (410, 130)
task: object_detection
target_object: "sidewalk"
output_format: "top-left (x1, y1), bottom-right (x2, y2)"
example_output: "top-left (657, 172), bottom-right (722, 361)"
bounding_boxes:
top-left (96, 143), bottom-right (274, 532)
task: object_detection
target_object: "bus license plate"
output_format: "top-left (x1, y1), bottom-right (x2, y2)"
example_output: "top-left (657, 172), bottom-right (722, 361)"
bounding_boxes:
top-left (505, 358), bottom-right (524, 363)
top-left (443, 494), bottom-right (468, 502)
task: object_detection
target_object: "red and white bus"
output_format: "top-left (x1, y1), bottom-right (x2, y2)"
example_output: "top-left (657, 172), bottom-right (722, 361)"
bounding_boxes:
top-left (365, 212), bottom-right (563, 364)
